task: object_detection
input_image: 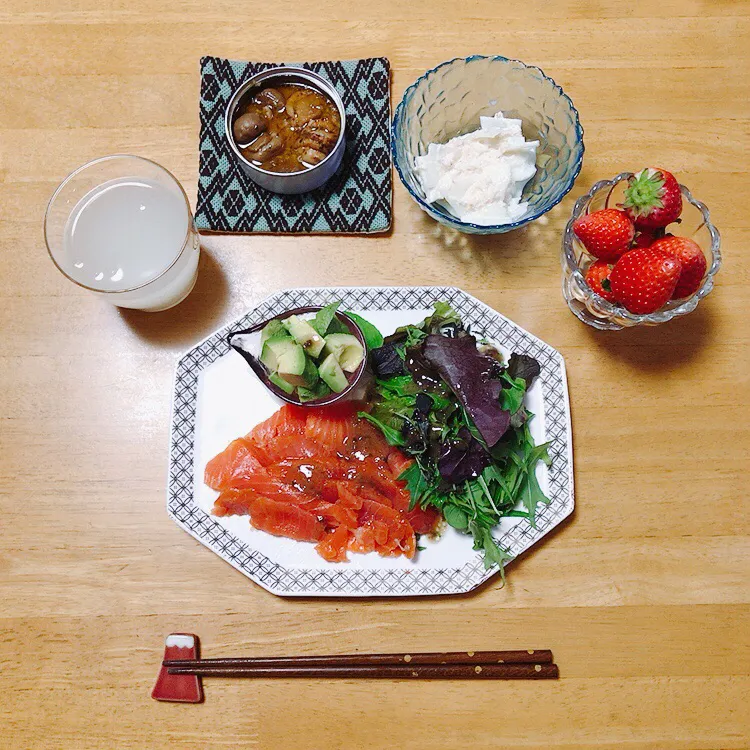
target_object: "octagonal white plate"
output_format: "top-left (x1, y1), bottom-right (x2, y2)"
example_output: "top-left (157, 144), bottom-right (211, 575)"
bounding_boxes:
top-left (168, 287), bottom-right (574, 596)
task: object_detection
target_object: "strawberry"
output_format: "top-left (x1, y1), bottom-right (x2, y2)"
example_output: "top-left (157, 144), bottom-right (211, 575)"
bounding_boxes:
top-left (584, 260), bottom-right (616, 303)
top-left (609, 247), bottom-right (682, 314)
top-left (649, 235), bottom-right (707, 299)
top-left (632, 227), bottom-right (666, 249)
top-left (623, 168), bottom-right (683, 229)
top-left (573, 209), bottom-right (634, 261)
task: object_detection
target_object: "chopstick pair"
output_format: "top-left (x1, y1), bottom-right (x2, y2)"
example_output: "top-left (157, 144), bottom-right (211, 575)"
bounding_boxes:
top-left (164, 649), bottom-right (559, 681)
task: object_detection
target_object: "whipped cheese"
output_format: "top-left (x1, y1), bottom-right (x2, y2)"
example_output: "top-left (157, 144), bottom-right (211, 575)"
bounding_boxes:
top-left (414, 112), bottom-right (539, 225)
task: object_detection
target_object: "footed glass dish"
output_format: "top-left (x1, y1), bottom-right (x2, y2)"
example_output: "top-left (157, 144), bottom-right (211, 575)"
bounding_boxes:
top-left (561, 173), bottom-right (722, 330)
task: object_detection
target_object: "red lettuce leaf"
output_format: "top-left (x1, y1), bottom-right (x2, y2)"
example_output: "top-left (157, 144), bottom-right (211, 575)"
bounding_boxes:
top-left (507, 353), bottom-right (541, 387)
top-left (437, 428), bottom-right (492, 483)
top-left (371, 341), bottom-right (405, 377)
top-left (422, 334), bottom-right (510, 447)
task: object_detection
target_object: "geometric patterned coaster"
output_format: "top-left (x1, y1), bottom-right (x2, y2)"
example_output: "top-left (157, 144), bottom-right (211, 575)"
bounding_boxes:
top-left (195, 56), bottom-right (392, 234)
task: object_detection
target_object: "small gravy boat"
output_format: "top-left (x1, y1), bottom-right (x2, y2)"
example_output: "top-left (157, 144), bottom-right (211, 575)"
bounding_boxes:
top-left (227, 306), bottom-right (368, 407)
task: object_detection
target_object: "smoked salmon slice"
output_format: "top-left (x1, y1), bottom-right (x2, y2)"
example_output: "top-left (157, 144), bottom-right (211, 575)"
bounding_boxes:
top-left (304, 403), bottom-right (356, 451)
top-left (247, 405), bottom-right (308, 462)
top-left (207, 403), bottom-right (437, 562)
top-left (213, 490), bottom-right (325, 543)
top-left (204, 438), bottom-right (266, 491)
top-left (228, 474), bottom-right (313, 506)
top-left (212, 489), bottom-right (253, 516)
top-left (348, 525), bottom-right (377, 555)
top-left (246, 496), bottom-right (325, 542)
top-left (258, 434), bottom-right (321, 466)
top-left (356, 482), bottom-right (396, 509)
top-left (357, 498), bottom-right (416, 558)
top-left (406, 505), bottom-right (441, 535)
top-left (354, 479), bottom-right (438, 536)
top-left (315, 526), bottom-right (350, 562)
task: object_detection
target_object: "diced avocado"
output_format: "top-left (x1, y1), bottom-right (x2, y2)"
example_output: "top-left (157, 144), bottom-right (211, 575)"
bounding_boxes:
top-left (319, 352), bottom-right (349, 393)
top-left (260, 318), bottom-right (288, 344)
top-left (324, 333), bottom-right (365, 373)
top-left (260, 335), bottom-right (296, 370)
top-left (282, 315), bottom-right (326, 358)
top-left (268, 371), bottom-right (295, 395)
top-left (261, 337), bottom-right (306, 382)
top-left (280, 354), bottom-right (319, 388)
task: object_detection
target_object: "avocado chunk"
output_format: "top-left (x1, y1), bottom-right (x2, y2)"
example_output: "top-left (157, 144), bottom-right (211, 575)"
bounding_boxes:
top-left (319, 352), bottom-right (349, 393)
top-left (261, 337), bottom-right (306, 380)
top-left (268, 371), bottom-right (295, 395)
top-left (280, 355), bottom-right (319, 388)
top-left (324, 333), bottom-right (365, 373)
top-left (260, 318), bottom-right (288, 345)
top-left (283, 315), bottom-right (326, 358)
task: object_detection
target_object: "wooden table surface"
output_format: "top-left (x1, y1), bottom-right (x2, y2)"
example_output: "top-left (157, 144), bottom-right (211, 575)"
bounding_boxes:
top-left (1, 0), bottom-right (749, 748)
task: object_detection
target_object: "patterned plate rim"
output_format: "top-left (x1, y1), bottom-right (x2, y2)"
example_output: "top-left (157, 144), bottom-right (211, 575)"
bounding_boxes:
top-left (167, 286), bottom-right (574, 597)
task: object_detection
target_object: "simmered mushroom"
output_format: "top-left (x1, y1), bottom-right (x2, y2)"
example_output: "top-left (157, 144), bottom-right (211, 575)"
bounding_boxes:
top-left (285, 89), bottom-right (326, 122)
top-left (254, 87), bottom-right (286, 111)
top-left (298, 147), bottom-right (327, 167)
top-left (242, 131), bottom-right (283, 163)
top-left (232, 110), bottom-right (267, 144)
top-left (298, 118), bottom-right (339, 153)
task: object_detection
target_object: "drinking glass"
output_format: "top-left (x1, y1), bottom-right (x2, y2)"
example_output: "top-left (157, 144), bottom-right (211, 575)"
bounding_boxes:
top-left (44, 155), bottom-right (200, 311)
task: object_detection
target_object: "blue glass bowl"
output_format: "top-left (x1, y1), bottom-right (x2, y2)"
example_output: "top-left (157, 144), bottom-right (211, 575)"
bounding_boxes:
top-left (392, 55), bottom-right (584, 235)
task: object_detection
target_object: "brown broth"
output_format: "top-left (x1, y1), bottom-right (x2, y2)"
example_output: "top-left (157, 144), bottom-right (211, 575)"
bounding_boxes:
top-left (235, 83), bottom-right (341, 174)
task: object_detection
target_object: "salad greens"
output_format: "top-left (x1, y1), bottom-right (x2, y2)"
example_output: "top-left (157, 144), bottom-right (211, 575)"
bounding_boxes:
top-left (345, 312), bottom-right (384, 350)
top-left (312, 302), bottom-right (385, 350)
top-left (361, 302), bottom-right (552, 571)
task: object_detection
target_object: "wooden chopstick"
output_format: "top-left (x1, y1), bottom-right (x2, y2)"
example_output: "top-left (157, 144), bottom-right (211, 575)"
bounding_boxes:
top-left (164, 650), bottom-right (558, 680)
top-left (166, 662), bottom-right (559, 680)
top-left (164, 649), bottom-right (553, 670)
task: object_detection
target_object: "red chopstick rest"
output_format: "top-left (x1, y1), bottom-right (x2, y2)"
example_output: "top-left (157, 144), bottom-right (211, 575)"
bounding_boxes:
top-left (151, 633), bottom-right (204, 703)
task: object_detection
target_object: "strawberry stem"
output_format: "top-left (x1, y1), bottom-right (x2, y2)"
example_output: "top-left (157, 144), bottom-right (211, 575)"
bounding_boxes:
top-left (624, 169), bottom-right (665, 216)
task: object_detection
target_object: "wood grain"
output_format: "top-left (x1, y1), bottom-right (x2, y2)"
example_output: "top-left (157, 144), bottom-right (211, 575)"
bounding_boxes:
top-left (1, 0), bottom-right (749, 747)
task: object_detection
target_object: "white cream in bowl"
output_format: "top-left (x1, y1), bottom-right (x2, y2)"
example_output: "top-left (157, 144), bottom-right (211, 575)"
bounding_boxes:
top-left (414, 112), bottom-right (539, 226)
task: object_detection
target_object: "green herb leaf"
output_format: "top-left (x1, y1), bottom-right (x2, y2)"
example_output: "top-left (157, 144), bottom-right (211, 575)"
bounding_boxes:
top-left (399, 461), bottom-right (431, 509)
top-left (370, 392), bottom-right (415, 424)
top-left (474, 526), bottom-right (513, 572)
top-left (358, 412), bottom-right (406, 446)
top-left (461, 408), bottom-right (488, 448)
top-left (344, 312), bottom-right (384, 350)
top-left (432, 301), bottom-right (457, 319)
top-left (377, 376), bottom-right (417, 397)
top-left (518, 442), bottom-right (552, 528)
top-left (311, 301), bottom-right (341, 337)
top-left (527, 441), bottom-right (552, 467)
top-left (404, 325), bottom-right (428, 348)
top-left (422, 301), bottom-right (461, 332)
top-left (296, 381), bottom-right (332, 402)
top-left (428, 392), bottom-right (453, 411)
top-left (504, 509), bottom-right (531, 518)
top-left (500, 374), bottom-right (527, 414)
top-left (358, 300), bottom-right (554, 572)
top-left (326, 317), bottom-right (350, 335)
top-left (443, 505), bottom-right (469, 530)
